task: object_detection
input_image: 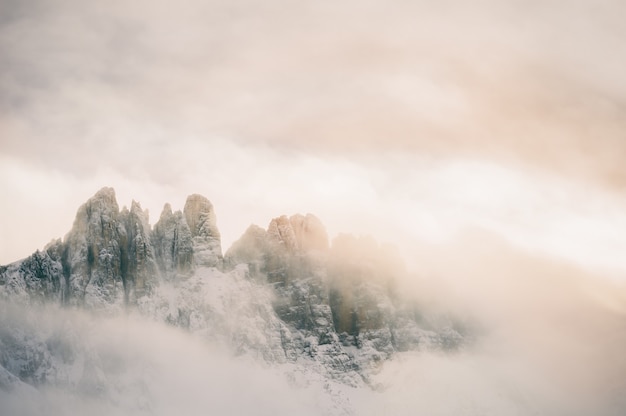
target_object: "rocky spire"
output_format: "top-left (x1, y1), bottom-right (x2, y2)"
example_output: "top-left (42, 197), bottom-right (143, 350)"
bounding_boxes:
top-left (225, 213), bottom-right (329, 284)
top-left (183, 194), bottom-right (220, 240)
top-left (286, 214), bottom-right (329, 252)
top-left (61, 187), bottom-right (126, 306)
top-left (1, 188), bottom-right (213, 306)
top-left (119, 200), bottom-right (159, 301)
top-left (183, 194), bottom-right (222, 267)
top-left (152, 203), bottom-right (194, 279)
top-left (266, 213), bottom-right (329, 253)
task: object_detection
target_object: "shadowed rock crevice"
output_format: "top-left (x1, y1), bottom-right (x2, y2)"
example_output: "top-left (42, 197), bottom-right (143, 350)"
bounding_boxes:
top-left (152, 203), bottom-right (194, 279)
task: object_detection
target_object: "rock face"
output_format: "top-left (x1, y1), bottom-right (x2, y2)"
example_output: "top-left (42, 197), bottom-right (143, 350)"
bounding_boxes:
top-left (0, 188), bottom-right (222, 307)
top-left (0, 187), bottom-right (466, 392)
top-left (183, 194), bottom-right (222, 267)
top-left (266, 214), bottom-right (329, 253)
top-left (121, 201), bottom-right (159, 301)
top-left (62, 187), bottom-right (125, 306)
top-left (224, 214), bottom-right (465, 384)
top-left (152, 203), bottom-right (193, 279)
top-left (227, 214), bottom-right (329, 285)
top-left (58, 188), bottom-right (162, 306)
top-left (0, 249), bottom-right (64, 304)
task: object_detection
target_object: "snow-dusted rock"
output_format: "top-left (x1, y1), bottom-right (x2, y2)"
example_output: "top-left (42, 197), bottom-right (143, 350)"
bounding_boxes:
top-left (183, 194), bottom-right (223, 268)
top-left (223, 212), bottom-right (466, 386)
top-left (0, 249), bottom-right (64, 304)
top-left (62, 187), bottom-right (126, 306)
top-left (0, 187), bottom-right (467, 403)
top-left (119, 200), bottom-right (159, 302)
top-left (0, 188), bottom-right (224, 307)
top-left (152, 203), bottom-right (194, 279)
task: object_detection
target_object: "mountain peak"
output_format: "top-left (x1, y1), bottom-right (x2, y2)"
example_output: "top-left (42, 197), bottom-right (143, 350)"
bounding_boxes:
top-left (182, 194), bottom-right (222, 267)
top-left (0, 188), bottom-right (227, 305)
top-left (82, 187), bottom-right (119, 216)
top-left (130, 199), bottom-right (141, 211)
top-left (183, 194), bottom-right (220, 239)
top-left (94, 186), bottom-right (116, 199)
top-left (160, 203), bottom-right (173, 218)
top-left (1, 187), bottom-right (466, 403)
top-left (266, 213), bottom-right (328, 252)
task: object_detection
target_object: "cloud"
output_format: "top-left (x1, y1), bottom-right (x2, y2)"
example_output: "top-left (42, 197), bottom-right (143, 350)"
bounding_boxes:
top-left (1, 0), bottom-right (625, 275)
top-left (1, 233), bottom-right (625, 415)
top-left (1, 0), bottom-right (625, 182)
top-left (0, 303), bottom-right (331, 416)
top-left (1, 2), bottom-right (625, 413)
top-left (380, 231), bottom-right (626, 415)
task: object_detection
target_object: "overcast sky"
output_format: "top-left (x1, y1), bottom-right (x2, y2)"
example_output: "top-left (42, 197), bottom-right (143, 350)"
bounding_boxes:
top-left (1, 0), bottom-right (625, 276)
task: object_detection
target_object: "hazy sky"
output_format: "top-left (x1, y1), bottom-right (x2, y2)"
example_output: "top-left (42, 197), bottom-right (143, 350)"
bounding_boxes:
top-left (1, 0), bottom-right (625, 276)
top-left (1, 3), bottom-right (626, 413)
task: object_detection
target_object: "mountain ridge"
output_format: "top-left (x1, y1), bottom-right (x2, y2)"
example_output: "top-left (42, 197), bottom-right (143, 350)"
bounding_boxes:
top-left (0, 187), bottom-right (466, 395)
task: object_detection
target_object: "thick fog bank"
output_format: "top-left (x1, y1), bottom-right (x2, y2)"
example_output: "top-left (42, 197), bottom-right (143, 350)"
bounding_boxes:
top-left (391, 231), bottom-right (626, 416)
top-left (2, 236), bottom-right (625, 416)
top-left (0, 304), bottom-right (334, 416)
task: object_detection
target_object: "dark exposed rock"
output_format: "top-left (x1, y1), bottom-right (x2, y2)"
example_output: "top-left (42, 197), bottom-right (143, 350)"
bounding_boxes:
top-left (225, 213), bottom-right (465, 380)
top-left (0, 187), bottom-right (223, 307)
top-left (61, 187), bottom-right (126, 306)
top-left (152, 203), bottom-right (194, 279)
top-left (119, 201), bottom-right (159, 302)
top-left (226, 215), bottom-right (332, 336)
top-left (0, 249), bottom-right (64, 304)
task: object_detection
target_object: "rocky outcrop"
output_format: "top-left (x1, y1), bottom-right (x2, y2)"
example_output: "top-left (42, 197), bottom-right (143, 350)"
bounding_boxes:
top-left (152, 203), bottom-right (193, 279)
top-left (0, 248), bottom-right (64, 304)
top-left (0, 187), bottom-right (467, 390)
top-left (226, 214), bottom-right (328, 285)
top-left (183, 194), bottom-right (222, 267)
top-left (283, 213), bottom-right (329, 252)
top-left (57, 187), bottom-right (125, 306)
top-left (0, 187), bottom-right (223, 307)
top-left (266, 214), bottom-right (329, 253)
top-left (224, 214), bottom-right (465, 384)
top-left (119, 201), bottom-right (159, 301)
top-left (55, 188), bottom-right (163, 306)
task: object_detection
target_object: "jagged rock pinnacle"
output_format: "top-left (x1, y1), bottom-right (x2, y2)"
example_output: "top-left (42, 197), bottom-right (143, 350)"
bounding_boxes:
top-left (266, 213), bottom-right (329, 253)
top-left (0, 188), bottom-right (226, 306)
top-left (183, 194), bottom-right (222, 267)
top-left (183, 194), bottom-right (221, 239)
top-left (152, 203), bottom-right (194, 278)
